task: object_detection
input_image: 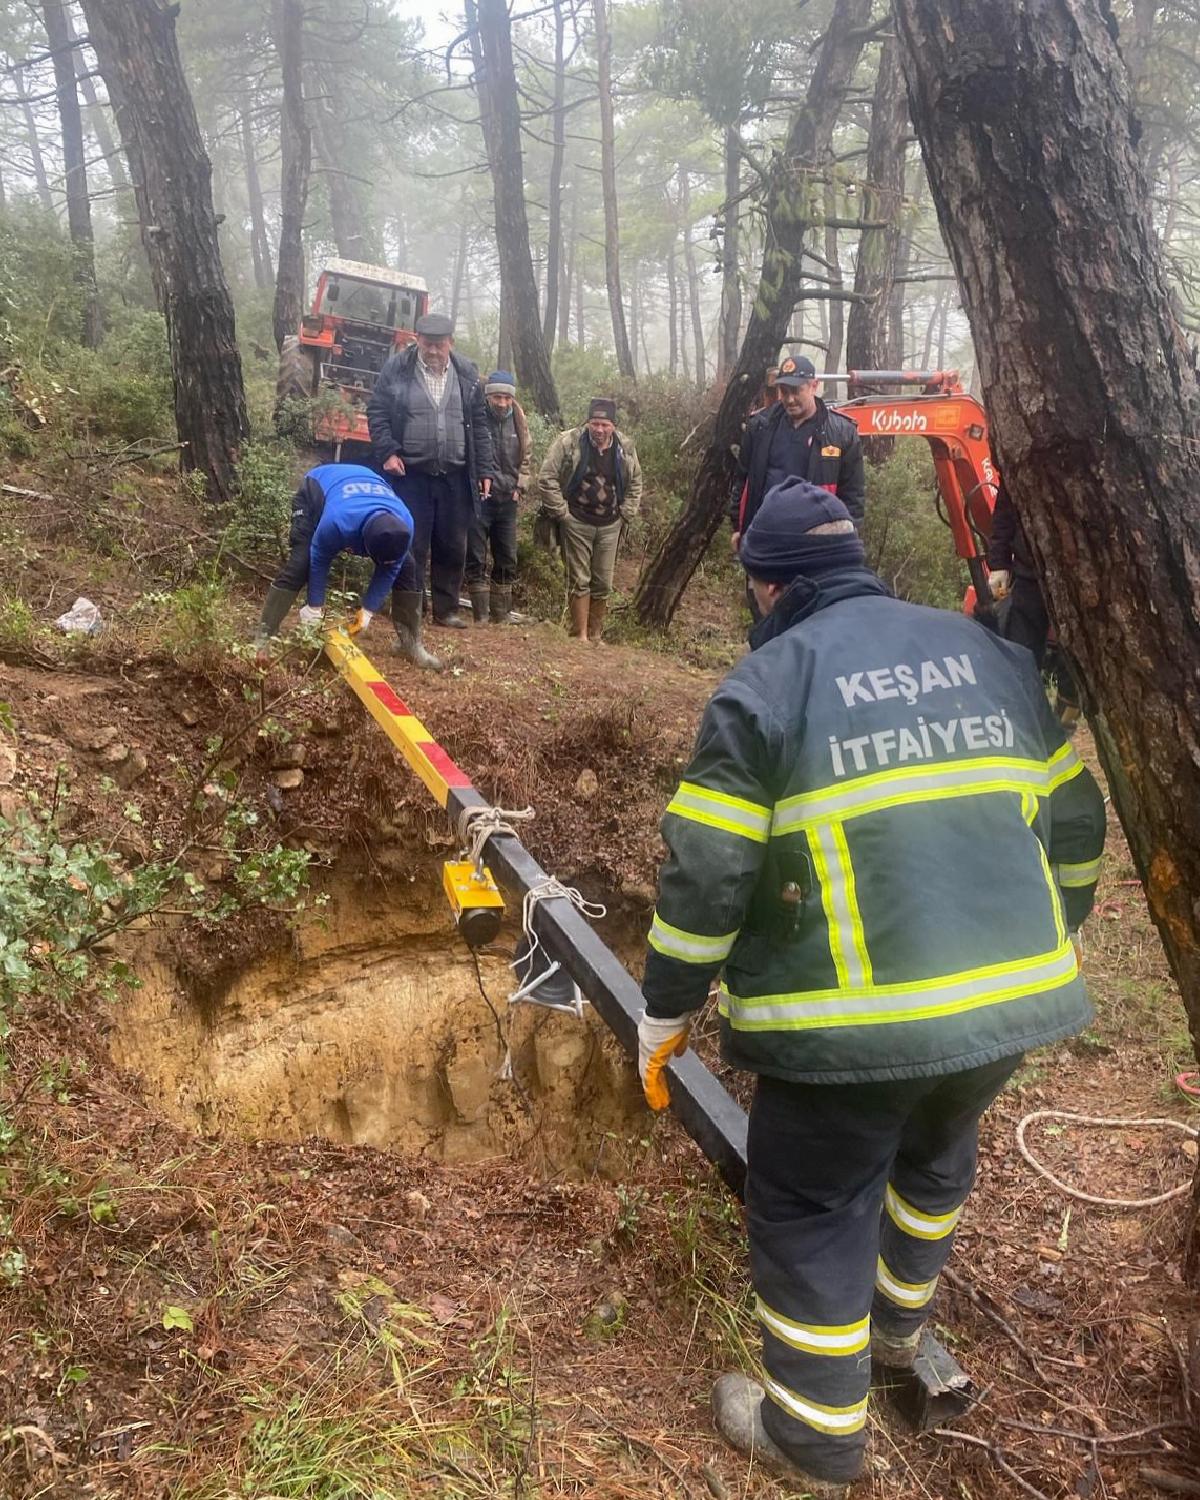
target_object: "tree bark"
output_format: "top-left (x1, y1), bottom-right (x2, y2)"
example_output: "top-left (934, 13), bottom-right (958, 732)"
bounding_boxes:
top-left (310, 64), bottom-right (381, 264)
top-left (81, 0), bottom-right (247, 503)
top-left (887, 219), bottom-right (909, 367)
top-left (559, 182), bottom-right (576, 346)
top-left (42, 0), bottom-right (101, 347)
top-left (667, 239), bottom-right (680, 378)
top-left (15, 64), bottom-right (54, 214)
top-left (680, 166), bottom-right (706, 386)
top-left (63, 3), bottom-right (129, 195)
top-left (845, 35), bottom-right (906, 394)
top-left (633, 0), bottom-right (872, 626)
top-left (593, 0), bottom-right (635, 378)
top-left (892, 0), bottom-right (1200, 1275)
top-left (717, 124), bottom-right (742, 383)
top-left (543, 0), bottom-right (567, 351)
top-left (471, 0), bottom-right (561, 420)
top-left (272, 0), bottom-right (310, 353)
top-left (823, 182), bottom-right (845, 375)
top-left (239, 90), bottom-right (273, 292)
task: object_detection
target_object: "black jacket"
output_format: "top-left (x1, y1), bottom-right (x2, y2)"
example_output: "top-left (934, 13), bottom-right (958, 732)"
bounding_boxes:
top-left (366, 346), bottom-right (498, 496)
top-left (986, 481), bottom-right (1036, 578)
top-left (731, 398), bottom-right (865, 531)
top-left (642, 566), bottom-right (1105, 1083)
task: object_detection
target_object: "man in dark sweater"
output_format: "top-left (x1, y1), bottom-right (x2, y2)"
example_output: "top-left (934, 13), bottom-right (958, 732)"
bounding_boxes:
top-left (466, 370), bottom-right (532, 625)
top-left (366, 312), bottom-right (497, 632)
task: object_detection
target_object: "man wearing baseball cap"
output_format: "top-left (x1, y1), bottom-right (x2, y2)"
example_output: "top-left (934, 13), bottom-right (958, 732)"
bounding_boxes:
top-left (367, 311), bottom-right (498, 639)
top-left (636, 477), bottom-right (1105, 1493)
top-left (731, 355), bottom-right (865, 616)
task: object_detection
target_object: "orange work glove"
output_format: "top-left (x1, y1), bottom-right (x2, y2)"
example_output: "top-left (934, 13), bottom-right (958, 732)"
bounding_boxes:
top-left (637, 1011), bottom-right (692, 1112)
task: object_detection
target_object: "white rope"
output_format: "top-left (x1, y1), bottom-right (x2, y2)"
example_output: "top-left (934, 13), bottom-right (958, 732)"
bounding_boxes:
top-left (1016, 1109), bottom-right (1199, 1209)
top-left (455, 803), bottom-right (535, 870)
top-left (508, 879), bottom-right (607, 1017)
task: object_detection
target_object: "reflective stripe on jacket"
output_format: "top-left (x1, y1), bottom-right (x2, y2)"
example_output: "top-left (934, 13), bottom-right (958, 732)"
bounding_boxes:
top-left (642, 568), bottom-right (1106, 1083)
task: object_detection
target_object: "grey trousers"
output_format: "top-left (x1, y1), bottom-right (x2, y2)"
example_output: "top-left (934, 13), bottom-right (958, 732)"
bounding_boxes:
top-left (559, 514), bottom-right (622, 599)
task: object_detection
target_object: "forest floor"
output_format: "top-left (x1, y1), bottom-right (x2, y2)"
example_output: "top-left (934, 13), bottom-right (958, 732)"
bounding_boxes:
top-left (0, 464), bottom-right (1197, 1499)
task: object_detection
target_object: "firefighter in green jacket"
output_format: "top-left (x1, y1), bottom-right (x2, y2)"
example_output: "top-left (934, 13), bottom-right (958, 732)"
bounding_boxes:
top-left (636, 477), bottom-right (1106, 1495)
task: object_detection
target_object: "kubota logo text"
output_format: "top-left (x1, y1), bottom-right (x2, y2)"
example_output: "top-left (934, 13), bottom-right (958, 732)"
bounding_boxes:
top-left (867, 409), bottom-right (928, 433)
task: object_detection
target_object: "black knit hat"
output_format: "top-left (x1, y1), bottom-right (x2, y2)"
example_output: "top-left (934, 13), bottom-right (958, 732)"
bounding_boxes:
top-left (588, 396), bottom-right (617, 423)
top-left (362, 510), bottom-right (411, 565)
top-left (739, 478), bottom-right (863, 582)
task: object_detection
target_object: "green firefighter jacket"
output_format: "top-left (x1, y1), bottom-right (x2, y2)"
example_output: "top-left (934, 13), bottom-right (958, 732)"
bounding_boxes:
top-left (642, 568), bottom-right (1107, 1084)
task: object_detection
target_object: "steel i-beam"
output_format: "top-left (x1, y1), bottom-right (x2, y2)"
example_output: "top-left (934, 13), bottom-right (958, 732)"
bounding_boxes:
top-left (323, 629), bottom-right (974, 1427)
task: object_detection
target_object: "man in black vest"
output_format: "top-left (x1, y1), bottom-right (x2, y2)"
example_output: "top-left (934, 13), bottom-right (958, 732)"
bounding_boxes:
top-left (367, 313), bottom-right (497, 632)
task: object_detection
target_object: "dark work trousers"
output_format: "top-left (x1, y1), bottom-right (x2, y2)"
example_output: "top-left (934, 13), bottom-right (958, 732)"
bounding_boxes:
top-left (748, 1054), bottom-right (1021, 1482)
top-left (391, 467), bottom-right (474, 620)
top-left (465, 492), bottom-right (519, 587)
top-left (1003, 576), bottom-right (1080, 710)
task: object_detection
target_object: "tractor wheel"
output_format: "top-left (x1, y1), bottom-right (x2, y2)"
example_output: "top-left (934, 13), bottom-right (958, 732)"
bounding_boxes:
top-left (274, 336), bottom-right (319, 435)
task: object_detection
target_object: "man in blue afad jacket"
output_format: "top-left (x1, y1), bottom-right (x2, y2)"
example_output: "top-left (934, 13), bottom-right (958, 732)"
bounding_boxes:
top-left (255, 463), bottom-right (439, 669)
top-left (636, 478), bottom-right (1106, 1495)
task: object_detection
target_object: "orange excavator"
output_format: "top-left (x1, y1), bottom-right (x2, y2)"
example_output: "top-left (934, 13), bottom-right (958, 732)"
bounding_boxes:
top-left (824, 369), bottom-right (1000, 617)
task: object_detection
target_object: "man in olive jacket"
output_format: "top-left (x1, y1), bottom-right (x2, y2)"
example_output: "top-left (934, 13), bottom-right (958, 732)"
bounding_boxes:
top-left (366, 312), bottom-right (497, 631)
top-left (537, 396), bottom-right (642, 642)
top-left (637, 478), bottom-right (1105, 1494)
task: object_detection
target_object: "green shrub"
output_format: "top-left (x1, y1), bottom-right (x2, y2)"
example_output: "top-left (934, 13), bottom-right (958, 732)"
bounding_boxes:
top-left (862, 444), bottom-right (971, 611)
top-left (232, 439), bottom-right (298, 558)
top-left (53, 311), bottom-right (174, 444)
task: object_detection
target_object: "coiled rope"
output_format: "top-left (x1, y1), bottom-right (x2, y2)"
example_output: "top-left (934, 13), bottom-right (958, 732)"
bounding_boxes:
top-left (1016, 1109), bottom-right (1199, 1209)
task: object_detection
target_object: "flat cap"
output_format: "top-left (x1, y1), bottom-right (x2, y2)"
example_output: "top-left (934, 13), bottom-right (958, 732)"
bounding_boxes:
top-left (415, 312), bottom-right (454, 337)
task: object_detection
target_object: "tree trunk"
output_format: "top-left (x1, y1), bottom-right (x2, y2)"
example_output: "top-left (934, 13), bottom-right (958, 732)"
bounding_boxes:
top-left (42, 0), bottom-right (101, 347)
top-left (667, 240), bottom-right (680, 378)
top-left (63, 2), bottom-right (129, 195)
top-left (574, 252), bottom-right (584, 347)
top-left (272, 0), bottom-right (310, 353)
top-left (449, 217), bottom-right (469, 326)
top-left (887, 220), bottom-right (909, 367)
top-left (593, 0), bottom-right (635, 378)
top-left (81, 0), bottom-right (247, 503)
top-left (471, 0), bottom-right (561, 420)
top-left (892, 0), bottom-right (1200, 1276)
top-left (311, 65), bottom-right (381, 264)
top-left (628, 256), bottom-right (639, 377)
top-left (15, 65), bottom-right (54, 214)
top-left (559, 183), bottom-right (576, 347)
top-left (680, 166), bottom-right (706, 386)
top-left (239, 90), bottom-right (273, 292)
top-left (633, 0), bottom-right (872, 626)
top-left (543, 0), bottom-right (567, 351)
top-left (717, 124), bottom-right (742, 383)
top-left (823, 182), bottom-right (845, 374)
top-left (845, 35), bottom-right (906, 396)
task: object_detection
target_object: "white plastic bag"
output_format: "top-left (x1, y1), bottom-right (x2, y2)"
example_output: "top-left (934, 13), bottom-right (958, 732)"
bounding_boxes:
top-left (54, 596), bottom-right (103, 634)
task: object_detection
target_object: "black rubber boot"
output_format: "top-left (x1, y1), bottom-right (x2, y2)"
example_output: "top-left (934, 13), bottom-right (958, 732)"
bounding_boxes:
top-left (711, 1375), bottom-right (850, 1495)
top-left (256, 584), bottom-right (298, 642)
top-left (469, 586), bottom-right (490, 624)
top-left (490, 585), bottom-right (518, 624)
top-left (390, 591), bottom-right (443, 671)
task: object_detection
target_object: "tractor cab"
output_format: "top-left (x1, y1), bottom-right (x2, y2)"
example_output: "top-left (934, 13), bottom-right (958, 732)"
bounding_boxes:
top-left (276, 258), bottom-right (429, 456)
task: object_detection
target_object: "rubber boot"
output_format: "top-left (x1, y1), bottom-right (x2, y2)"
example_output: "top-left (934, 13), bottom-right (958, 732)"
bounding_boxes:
top-left (490, 584), bottom-right (518, 625)
top-left (568, 594), bottom-right (590, 641)
top-left (587, 596), bottom-right (608, 643)
top-left (711, 1374), bottom-right (850, 1495)
top-left (469, 585), bottom-right (491, 624)
top-left (256, 584), bottom-right (298, 642)
top-left (871, 1326), bottom-right (922, 1369)
top-left (390, 591), bottom-right (443, 671)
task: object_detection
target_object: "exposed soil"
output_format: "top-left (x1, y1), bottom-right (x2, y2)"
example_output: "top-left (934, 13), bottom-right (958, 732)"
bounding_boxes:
top-left (0, 474), bottom-right (1197, 1499)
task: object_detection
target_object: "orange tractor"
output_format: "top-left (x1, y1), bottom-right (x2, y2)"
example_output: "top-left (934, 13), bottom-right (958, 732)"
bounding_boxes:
top-left (276, 258), bottom-right (429, 458)
top-left (823, 368), bottom-right (1001, 615)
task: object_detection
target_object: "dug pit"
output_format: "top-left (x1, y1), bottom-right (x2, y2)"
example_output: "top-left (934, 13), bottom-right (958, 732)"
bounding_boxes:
top-left (113, 873), bottom-right (649, 1176)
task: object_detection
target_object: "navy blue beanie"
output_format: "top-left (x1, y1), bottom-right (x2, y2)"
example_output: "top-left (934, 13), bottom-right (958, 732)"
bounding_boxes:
top-left (739, 477), bottom-right (864, 582)
top-left (362, 510), bottom-right (411, 565)
top-left (486, 370), bottom-right (517, 395)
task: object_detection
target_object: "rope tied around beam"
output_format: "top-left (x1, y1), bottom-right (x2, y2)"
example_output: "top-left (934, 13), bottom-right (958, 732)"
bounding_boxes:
top-left (456, 803), bottom-right (535, 870)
